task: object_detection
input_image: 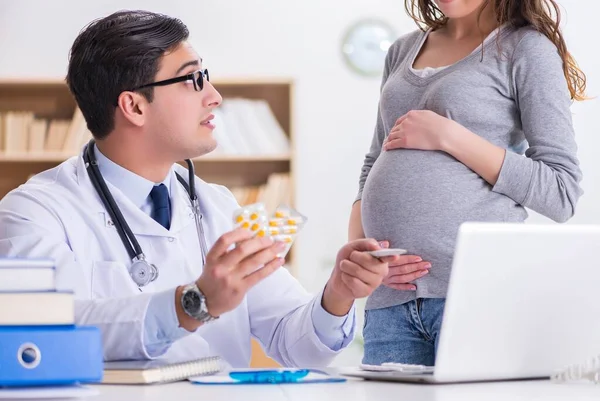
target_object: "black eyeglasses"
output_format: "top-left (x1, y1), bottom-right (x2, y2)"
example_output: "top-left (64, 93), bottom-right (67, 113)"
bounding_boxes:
top-left (130, 68), bottom-right (210, 92)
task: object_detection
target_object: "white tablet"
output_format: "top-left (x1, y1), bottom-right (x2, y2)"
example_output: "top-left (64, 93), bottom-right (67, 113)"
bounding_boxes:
top-left (367, 248), bottom-right (407, 258)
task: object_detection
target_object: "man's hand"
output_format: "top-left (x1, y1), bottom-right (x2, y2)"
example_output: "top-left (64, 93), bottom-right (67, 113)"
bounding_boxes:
top-left (322, 239), bottom-right (397, 316)
top-left (176, 227), bottom-right (286, 331)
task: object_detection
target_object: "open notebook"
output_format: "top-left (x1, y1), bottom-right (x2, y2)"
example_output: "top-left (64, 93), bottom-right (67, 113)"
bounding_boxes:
top-left (102, 356), bottom-right (222, 384)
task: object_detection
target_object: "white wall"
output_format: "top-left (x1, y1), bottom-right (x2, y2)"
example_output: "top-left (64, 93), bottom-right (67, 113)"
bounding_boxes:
top-left (1, 0), bottom-right (598, 365)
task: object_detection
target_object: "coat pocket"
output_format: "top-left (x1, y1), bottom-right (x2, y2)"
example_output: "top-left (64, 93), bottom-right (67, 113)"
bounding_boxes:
top-left (91, 261), bottom-right (138, 299)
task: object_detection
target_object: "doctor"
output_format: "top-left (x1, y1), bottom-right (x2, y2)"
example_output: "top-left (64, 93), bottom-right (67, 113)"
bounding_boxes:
top-left (0, 10), bottom-right (396, 366)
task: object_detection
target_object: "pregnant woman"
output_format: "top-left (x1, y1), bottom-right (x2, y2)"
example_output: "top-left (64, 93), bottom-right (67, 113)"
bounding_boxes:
top-left (349, 0), bottom-right (586, 366)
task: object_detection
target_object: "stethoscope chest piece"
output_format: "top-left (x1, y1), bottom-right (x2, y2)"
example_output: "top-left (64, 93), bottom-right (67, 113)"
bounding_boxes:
top-left (130, 259), bottom-right (159, 287)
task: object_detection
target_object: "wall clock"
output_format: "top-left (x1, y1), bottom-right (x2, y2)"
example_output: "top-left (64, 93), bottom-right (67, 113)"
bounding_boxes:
top-left (341, 19), bottom-right (396, 77)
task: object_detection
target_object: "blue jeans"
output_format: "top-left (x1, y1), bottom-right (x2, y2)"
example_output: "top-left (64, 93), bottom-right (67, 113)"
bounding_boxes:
top-left (362, 298), bottom-right (446, 366)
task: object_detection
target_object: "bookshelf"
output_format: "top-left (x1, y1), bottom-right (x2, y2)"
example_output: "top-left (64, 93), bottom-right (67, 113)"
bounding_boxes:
top-left (0, 78), bottom-right (296, 368)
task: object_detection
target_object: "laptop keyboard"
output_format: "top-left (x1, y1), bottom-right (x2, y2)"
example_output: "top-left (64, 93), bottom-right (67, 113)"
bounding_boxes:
top-left (360, 363), bottom-right (435, 374)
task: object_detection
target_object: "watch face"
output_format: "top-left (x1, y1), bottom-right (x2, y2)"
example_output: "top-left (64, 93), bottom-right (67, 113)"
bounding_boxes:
top-left (183, 290), bottom-right (202, 314)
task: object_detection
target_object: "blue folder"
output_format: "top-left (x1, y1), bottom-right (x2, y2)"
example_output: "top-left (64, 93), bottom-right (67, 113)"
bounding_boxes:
top-left (0, 325), bottom-right (103, 387)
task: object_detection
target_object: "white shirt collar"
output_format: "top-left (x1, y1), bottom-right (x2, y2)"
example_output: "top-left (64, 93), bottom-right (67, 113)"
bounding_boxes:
top-left (93, 144), bottom-right (173, 209)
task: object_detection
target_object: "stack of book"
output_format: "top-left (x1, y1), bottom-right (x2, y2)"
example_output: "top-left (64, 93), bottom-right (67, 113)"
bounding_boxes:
top-left (0, 258), bottom-right (103, 387)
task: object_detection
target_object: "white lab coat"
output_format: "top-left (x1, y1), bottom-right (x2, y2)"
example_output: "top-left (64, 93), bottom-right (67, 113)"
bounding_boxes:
top-left (0, 155), bottom-right (350, 367)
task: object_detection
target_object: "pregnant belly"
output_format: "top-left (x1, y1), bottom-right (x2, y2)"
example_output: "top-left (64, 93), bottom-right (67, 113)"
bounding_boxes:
top-left (361, 149), bottom-right (520, 263)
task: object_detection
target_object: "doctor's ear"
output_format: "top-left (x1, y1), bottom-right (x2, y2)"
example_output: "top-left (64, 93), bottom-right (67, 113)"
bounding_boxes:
top-left (115, 91), bottom-right (148, 128)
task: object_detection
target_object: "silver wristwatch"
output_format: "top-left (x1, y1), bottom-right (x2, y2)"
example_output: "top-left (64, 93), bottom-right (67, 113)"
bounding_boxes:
top-left (181, 283), bottom-right (218, 323)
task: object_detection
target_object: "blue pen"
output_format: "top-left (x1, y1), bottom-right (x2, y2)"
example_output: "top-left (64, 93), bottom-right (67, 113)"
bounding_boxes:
top-left (229, 369), bottom-right (310, 384)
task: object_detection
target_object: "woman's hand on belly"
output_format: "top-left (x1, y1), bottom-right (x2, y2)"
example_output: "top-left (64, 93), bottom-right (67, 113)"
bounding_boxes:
top-left (383, 255), bottom-right (431, 291)
top-left (383, 110), bottom-right (453, 152)
top-left (383, 109), bottom-right (505, 186)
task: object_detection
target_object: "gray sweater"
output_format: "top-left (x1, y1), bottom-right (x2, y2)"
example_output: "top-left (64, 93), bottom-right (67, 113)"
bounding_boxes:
top-left (357, 25), bottom-right (583, 310)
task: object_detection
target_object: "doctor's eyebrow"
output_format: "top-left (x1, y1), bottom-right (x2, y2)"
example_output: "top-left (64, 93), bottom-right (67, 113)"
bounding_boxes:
top-left (175, 58), bottom-right (202, 75)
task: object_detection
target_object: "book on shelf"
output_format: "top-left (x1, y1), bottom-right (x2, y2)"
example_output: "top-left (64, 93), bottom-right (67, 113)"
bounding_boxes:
top-left (0, 108), bottom-right (92, 156)
top-left (0, 98), bottom-right (289, 158)
top-left (229, 172), bottom-right (291, 213)
top-left (211, 98), bottom-right (291, 156)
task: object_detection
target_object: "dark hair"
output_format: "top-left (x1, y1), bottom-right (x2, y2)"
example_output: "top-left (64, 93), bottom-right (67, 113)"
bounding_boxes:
top-left (404, 0), bottom-right (587, 101)
top-left (65, 10), bottom-right (189, 139)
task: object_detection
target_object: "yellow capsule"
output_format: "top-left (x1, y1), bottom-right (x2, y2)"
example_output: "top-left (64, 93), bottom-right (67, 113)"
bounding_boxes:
top-left (269, 227), bottom-right (280, 235)
top-left (257, 229), bottom-right (267, 237)
top-left (274, 235), bottom-right (293, 243)
top-left (275, 211), bottom-right (287, 218)
top-left (269, 218), bottom-right (284, 227)
top-left (284, 227), bottom-right (297, 234)
top-left (251, 223), bottom-right (261, 231)
top-left (235, 215), bottom-right (244, 223)
top-left (242, 222), bottom-right (250, 229)
top-left (250, 212), bottom-right (259, 220)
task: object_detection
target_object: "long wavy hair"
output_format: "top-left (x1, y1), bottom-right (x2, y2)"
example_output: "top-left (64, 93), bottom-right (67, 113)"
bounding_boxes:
top-left (405, 0), bottom-right (587, 101)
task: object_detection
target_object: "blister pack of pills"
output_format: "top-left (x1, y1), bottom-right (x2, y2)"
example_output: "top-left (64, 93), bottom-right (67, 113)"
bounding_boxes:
top-left (233, 203), bottom-right (307, 259)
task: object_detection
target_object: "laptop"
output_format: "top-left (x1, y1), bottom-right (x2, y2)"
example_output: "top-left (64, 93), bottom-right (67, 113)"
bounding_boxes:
top-left (342, 222), bottom-right (600, 384)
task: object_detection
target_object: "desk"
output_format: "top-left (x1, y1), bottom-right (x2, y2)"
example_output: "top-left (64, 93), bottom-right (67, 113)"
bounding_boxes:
top-left (86, 378), bottom-right (599, 401)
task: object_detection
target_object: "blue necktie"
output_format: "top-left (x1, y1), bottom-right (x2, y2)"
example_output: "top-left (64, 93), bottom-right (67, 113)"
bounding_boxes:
top-left (149, 184), bottom-right (171, 230)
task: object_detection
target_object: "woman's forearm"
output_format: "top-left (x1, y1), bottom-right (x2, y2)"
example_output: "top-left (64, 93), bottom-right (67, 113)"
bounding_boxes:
top-left (442, 126), bottom-right (506, 186)
top-left (348, 201), bottom-right (365, 241)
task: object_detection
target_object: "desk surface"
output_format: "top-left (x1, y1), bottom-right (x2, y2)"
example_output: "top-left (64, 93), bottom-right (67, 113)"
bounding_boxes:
top-left (85, 378), bottom-right (599, 401)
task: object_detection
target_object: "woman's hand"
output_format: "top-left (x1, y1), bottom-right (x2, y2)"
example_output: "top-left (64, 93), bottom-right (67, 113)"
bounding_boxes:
top-left (383, 255), bottom-right (431, 291)
top-left (383, 109), bottom-right (505, 185)
top-left (383, 110), bottom-right (458, 152)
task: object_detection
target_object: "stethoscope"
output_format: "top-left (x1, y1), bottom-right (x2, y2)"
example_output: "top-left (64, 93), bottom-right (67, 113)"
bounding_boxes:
top-left (83, 139), bottom-right (209, 288)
